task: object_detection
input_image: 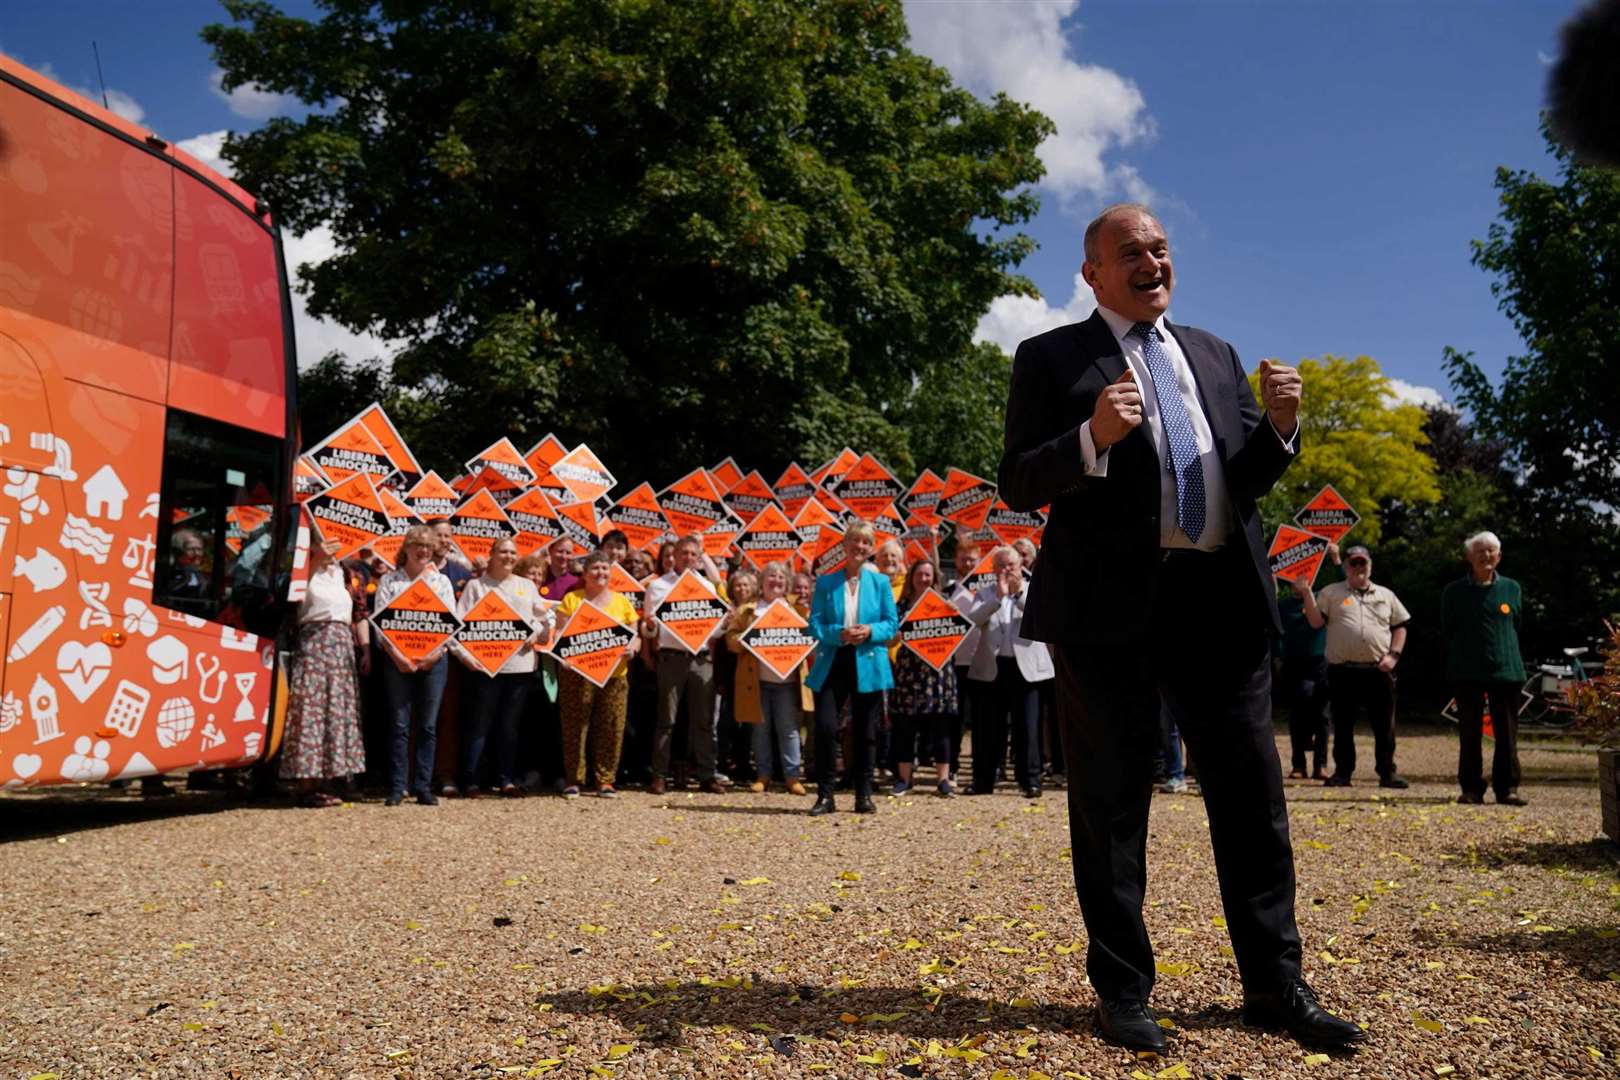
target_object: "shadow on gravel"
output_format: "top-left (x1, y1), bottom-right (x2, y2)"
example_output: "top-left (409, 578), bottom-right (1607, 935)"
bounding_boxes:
top-left (1440, 836), bottom-right (1620, 873)
top-left (1414, 921), bottom-right (1620, 983)
top-left (662, 803), bottom-right (813, 816)
top-left (0, 789), bottom-right (281, 843)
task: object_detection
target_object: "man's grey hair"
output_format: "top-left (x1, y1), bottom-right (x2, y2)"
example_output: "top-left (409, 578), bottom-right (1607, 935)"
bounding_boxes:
top-left (1083, 202), bottom-right (1161, 264)
top-left (1463, 530), bottom-right (1502, 555)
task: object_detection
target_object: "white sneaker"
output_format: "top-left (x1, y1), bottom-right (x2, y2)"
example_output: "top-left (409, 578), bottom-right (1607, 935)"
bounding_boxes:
top-left (1157, 778), bottom-right (1189, 794)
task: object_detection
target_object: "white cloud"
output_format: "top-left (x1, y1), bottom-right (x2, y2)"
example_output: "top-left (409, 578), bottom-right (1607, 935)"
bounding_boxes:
top-left (209, 68), bottom-right (296, 120)
top-left (904, 0), bottom-right (1154, 202)
top-left (1385, 377), bottom-right (1447, 409)
top-left (180, 130), bottom-right (396, 369)
top-left (974, 270), bottom-right (1095, 354)
top-left (33, 61), bottom-right (145, 122)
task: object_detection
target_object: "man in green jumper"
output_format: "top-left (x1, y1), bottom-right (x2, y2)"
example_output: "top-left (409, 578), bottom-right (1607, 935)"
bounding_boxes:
top-left (1441, 531), bottom-right (1528, 806)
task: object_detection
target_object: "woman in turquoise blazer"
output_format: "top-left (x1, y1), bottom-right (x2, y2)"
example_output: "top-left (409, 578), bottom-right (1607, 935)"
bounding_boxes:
top-left (805, 522), bottom-right (899, 816)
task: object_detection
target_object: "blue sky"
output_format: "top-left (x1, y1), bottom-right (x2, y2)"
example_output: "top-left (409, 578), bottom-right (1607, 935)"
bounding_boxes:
top-left (2, 1), bottom-right (1578, 403)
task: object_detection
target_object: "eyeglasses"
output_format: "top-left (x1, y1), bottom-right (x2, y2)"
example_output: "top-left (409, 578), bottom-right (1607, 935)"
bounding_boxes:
top-left (1347, 558), bottom-right (1369, 567)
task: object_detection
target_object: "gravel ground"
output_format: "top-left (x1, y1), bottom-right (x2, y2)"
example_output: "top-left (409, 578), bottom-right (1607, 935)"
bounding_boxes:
top-left (3, 729), bottom-right (1618, 1079)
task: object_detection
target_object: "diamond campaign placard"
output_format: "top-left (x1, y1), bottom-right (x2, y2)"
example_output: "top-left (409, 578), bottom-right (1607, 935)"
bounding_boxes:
top-left (899, 588), bottom-right (975, 672)
top-left (449, 489), bottom-right (517, 564)
top-left (738, 598), bottom-right (818, 680)
top-left (305, 473), bottom-right (390, 559)
top-left (372, 579), bottom-right (461, 662)
top-left (550, 600), bottom-right (637, 688)
top-left (1268, 524), bottom-right (1331, 585)
top-left (454, 587), bottom-right (535, 676)
top-left (1293, 485), bottom-right (1361, 544)
top-left (652, 569), bottom-right (730, 654)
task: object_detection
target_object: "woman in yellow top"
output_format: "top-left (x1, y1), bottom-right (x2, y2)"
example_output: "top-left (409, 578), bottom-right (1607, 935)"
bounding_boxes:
top-left (727, 561), bottom-right (809, 796)
top-left (554, 549), bottom-right (641, 798)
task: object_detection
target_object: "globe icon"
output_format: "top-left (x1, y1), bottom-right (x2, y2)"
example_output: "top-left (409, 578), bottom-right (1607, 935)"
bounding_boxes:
top-left (155, 697), bottom-right (197, 748)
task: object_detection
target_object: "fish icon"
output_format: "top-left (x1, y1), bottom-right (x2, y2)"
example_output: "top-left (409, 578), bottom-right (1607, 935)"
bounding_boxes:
top-left (13, 547), bottom-right (68, 593)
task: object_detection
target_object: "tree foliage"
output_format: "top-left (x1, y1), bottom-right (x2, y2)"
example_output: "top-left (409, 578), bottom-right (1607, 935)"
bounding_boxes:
top-left (1248, 355), bottom-right (1440, 545)
top-left (1444, 127), bottom-right (1620, 513)
top-left (205, 0), bottom-right (1051, 483)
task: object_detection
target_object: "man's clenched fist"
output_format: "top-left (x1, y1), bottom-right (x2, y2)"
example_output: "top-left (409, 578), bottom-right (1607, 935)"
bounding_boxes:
top-left (1091, 368), bottom-right (1143, 452)
top-left (1258, 359), bottom-right (1302, 437)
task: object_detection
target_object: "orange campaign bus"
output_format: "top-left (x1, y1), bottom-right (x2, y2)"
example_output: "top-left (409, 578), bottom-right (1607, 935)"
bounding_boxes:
top-left (1, 55), bottom-right (301, 788)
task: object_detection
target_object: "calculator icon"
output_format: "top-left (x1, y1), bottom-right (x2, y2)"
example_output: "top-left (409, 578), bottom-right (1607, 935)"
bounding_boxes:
top-left (103, 680), bottom-right (151, 738)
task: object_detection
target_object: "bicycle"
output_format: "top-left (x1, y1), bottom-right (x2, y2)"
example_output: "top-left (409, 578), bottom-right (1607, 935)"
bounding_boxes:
top-left (1439, 643), bottom-right (1602, 733)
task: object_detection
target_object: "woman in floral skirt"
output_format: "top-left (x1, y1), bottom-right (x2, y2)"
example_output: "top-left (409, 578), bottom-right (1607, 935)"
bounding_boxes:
top-left (281, 538), bottom-right (370, 807)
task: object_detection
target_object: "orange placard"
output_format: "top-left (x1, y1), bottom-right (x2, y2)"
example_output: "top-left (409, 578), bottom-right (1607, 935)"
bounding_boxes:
top-left (1293, 485), bottom-right (1361, 544)
top-left (702, 508), bottom-right (744, 560)
top-left (465, 437), bottom-right (538, 488)
top-left (709, 456), bottom-right (744, 496)
top-left (454, 588), bottom-right (535, 677)
top-left (293, 455), bottom-right (329, 503)
top-left (551, 599), bottom-right (637, 688)
top-left (831, 453), bottom-right (906, 520)
top-left (899, 468), bottom-right (946, 525)
top-left (523, 433), bottom-right (568, 477)
top-left (405, 471), bottom-right (460, 520)
top-left (556, 498), bottom-right (603, 551)
top-left (900, 589), bottom-right (975, 671)
top-left (961, 552), bottom-right (999, 595)
top-left (355, 402), bottom-right (422, 489)
top-left (306, 473), bottom-right (391, 559)
top-left (985, 500), bottom-right (1047, 546)
top-left (372, 487), bottom-right (421, 568)
top-left (938, 467), bottom-right (998, 532)
top-left (791, 498), bottom-right (844, 563)
top-left (653, 569), bottom-right (730, 654)
top-left (552, 444), bottom-right (617, 505)
top-left (464, 463), bottom-right (525, 506)
top-left (605, 482), bottom-right (671, 552)
top-left (773, 462), bottom-right (818, 518)
top-left (870, 503), bottom-right (906, 549)
top-left (503, 487), bottom-right (564, 557)
top-left (223, 503), bottom-right (273, 554)
top-left (739, 598), bottom-right (818, 679)
top-left (1268, 524), bottom-right (1331, 585)
top-left (307, 413), bottom-right (394, 486)
top-left (816, 447), bottom-right (860, 492)
top-left (448, 489), bottom-right (517, 564)
top-left (811, 528), bottom-right (848, 577)
top-left (737, 503), bottom-right (802, 571)
top-left (659, 468), bottom-right (727, 536)
top-left (722, 469), bottom-right (779, 524)
top-left (371, 578), bottom-right (461, 662)
top-left (608, 562), bottom-right (647, 615)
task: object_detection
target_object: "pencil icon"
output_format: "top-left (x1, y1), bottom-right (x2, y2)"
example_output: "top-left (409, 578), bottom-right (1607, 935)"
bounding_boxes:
top-left (9, 605), bottom-right (66, 662)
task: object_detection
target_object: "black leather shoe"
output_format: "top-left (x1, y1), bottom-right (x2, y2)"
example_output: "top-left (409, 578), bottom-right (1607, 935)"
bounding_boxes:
top-left (1457, 791), bottom-right (1484, 805)
top-left (1323, 775), bottom-right (1352, 787)
top-left (384, 794), bottom-right (403, 807)
top-left (1243, 979), bottom-right (1365, 1047)
top-left (808, 796), bottom-right (836, 817)
top-left (415, 791), bottom-right (439, 806)
top-left (1095, 998), bottom-right (1166, 1053)
top-left (1496, 790), bottom-right (1528, 806)
top-left (1378, 775), bottom-right (1410, 789)
top-left (853, 795), bottom-right (877, 814)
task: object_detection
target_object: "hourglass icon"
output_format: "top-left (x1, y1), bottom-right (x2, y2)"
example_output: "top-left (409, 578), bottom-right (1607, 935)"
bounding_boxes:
top-left (232, 671), bottom-right (257, 723)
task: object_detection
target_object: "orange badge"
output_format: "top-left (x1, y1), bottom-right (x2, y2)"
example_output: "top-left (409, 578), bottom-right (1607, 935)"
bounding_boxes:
top-left (658, 468), bottom-right (727, 535)
top-left (1267, 525), bottom-right (1331, 586)
top-left (551, 443), bottom-right (617, 505)
top-left (737, 503), bottom-right (802, 571)
top-left (1500, 603), bottom-right (1511, 614)
top-left (605, 482), bottom-right (671, 552)
top-left (739, 598), bottom-right (818, 679)
top-left (448, 489), bottom-right (517, 564)
top-left (938, 467), bottom-right (998, 532)
top-left (503, 487), bottom-right (564, 556)
top-left (372, 579), bottom-right (461, 662)
top-left (830, 453), bottom-right (906, 521)
top-left (772, 462), bottom-right (818, 518)
top-left (653, 569), bottom-right (730, 654)
top-left (1293, 485), bottom-right (1361, 544)
top-left (900, 589), bottom-right (975, 671)
top-left (899, 468), bottom-right (946, 526)
top-left (305, 473), bottom-right (391, 559)
top-left (454, 588), bottom-right (534, 676)
top-left (551, 600), bottom-right (637, 688)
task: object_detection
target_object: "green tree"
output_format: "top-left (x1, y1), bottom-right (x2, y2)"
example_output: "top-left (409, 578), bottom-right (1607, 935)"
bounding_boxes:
top-left (206, 0), bottom-right (1051, 484)
top-left (1444, 128), bottom-right (1620, 513)
top-left (1248, 355), bottom-right (1440, 545)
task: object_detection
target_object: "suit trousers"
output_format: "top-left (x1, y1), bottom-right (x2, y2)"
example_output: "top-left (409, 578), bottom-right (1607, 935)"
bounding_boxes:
top-left (1327, 663), bottom-right (1397, 780)
top-left (813, 646), bottom-right (882, 798)
top-left (970, 657), bottom-right (1043, 793)
top-left (1453, 679), bottom-right (1522, 799)
top-left (653, 650), bottom-right (718, 781)
top-left (1278, 656), bottom-right (1329, 774)
top-left (1053, 547), bottom-right (1301, 1002)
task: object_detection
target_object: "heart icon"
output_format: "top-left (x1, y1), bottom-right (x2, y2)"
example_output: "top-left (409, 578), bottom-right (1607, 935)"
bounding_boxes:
top-left (56, 641), bottom-right (112, 703)
top-left (12, 753), bottom-right (41, 780)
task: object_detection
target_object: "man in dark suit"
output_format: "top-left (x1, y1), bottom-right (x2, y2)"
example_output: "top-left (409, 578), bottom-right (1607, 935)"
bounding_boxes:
top-left (997, 204), bottom-right (1363, 1052)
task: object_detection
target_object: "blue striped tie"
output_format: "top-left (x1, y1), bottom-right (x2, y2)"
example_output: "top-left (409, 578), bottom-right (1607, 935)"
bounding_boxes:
top-left (1131, 322), bottom-right (1206, 543)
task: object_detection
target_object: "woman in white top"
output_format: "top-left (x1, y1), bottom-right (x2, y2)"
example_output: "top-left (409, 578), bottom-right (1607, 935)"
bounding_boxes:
top-left (374, 524), bottom-right (458, 806)
top-left (280, 538), bottom-right (369, 807)
top-left (962, 545), bottom-right (1054, 798)
top-left (454, 537), bottom-right (554, 797)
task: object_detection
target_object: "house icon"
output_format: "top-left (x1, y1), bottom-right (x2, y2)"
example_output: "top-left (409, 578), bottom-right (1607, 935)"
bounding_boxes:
top-left (83, 464), bottom-right (128, 521)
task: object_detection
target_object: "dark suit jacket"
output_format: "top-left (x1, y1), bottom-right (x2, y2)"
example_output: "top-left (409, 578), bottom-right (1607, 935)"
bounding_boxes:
top-left (997, 310), bottom-right (1295, 645)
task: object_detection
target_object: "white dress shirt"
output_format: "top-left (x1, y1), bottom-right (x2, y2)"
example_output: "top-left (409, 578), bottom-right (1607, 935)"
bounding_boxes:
top-left (298, 562), bottom-right (353, 625)
top-left (1078, 305), bottom-right (1296, 551)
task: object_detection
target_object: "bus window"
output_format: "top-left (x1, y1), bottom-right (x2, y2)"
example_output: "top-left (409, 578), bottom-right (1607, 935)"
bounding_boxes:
top-left (152, 408), bottom-right (287, 636)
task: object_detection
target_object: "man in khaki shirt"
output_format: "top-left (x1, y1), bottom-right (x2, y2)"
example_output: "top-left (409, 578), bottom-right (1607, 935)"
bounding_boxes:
top-left (1290, 545), bottom-right (1410, 789)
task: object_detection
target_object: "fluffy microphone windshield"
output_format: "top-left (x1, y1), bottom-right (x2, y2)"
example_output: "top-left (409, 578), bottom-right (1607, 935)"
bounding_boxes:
top-left (1548, 0), bottom-right (1620, 168)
